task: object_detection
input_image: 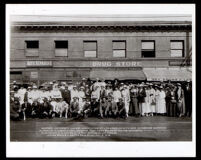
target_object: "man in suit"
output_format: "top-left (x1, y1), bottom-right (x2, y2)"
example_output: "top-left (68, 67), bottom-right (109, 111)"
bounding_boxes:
top-left (69, 97), bottom-right (80, 118)
top-left (138, 84), bottom-right (146, 116)
top-left (117, 98), bottom-right (127, 119)
top-left (60, 85), bottom-right (71, 105)
top-left (105, 96), bottom-right (118, 118)
top-left (21, 98), bottom-right (32, 119)
top-left (99, 97), bottom-right (108, 118)
top-left (90, 97), bottom-right (100, 117)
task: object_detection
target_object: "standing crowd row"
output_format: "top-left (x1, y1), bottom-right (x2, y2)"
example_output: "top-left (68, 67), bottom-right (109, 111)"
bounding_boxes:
top-left (10, 78), bottom-right (192, 120)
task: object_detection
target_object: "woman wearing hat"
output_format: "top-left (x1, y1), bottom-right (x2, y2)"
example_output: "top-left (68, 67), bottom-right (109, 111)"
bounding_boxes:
top-left (138, 84), bottom-right (146, 116)
top-left (157, 86), bottom-right (166, 115)
top-left (121, 85), bottom-right (130, 118)
top-left (78, 86), bottom-right (86, 110)
top-left (176, 83), bottom-right (185, 117)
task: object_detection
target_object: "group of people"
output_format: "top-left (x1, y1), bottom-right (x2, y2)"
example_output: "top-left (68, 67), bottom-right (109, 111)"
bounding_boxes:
top-left (10, 78), bottom-right (192, 121)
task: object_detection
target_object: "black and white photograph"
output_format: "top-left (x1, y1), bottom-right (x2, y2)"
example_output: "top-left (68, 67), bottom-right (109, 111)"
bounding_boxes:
top-left (6, 4), bottom-right (196, 157)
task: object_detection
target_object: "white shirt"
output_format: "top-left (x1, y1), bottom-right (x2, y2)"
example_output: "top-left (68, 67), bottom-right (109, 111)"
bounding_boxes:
top-left (113, 90), bottom-right (122, 102)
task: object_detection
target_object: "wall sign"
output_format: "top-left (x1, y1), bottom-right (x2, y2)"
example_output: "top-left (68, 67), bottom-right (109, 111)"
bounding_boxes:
top-left (27, 61), bottom-right (52, 67)
top-left (91, 61), bottom-right (141, 67)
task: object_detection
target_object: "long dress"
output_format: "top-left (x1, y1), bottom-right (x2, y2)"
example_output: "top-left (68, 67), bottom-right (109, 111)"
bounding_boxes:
top-left (149, 88), bottom-right (156, 113)
top-left (121, 89), bottom-right (130, 116)
top-left (157, 90), bottom-right (166, 114)
top-left (155, 89), bottom-right (160, 113)
top-left (144, 89), bottom-right (151, 114)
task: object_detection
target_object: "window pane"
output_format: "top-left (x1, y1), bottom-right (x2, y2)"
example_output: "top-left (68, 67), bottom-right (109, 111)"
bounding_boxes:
top-left (142, 42), bottom-right (154, 50)
top-left (26, 41), bottom-right (39, 48)
top-left (113, 41), bottom-right (126, 49)
top-left (55, 49), bottom-right (68, 57)
top-left (171, 42), bottom-right (183, 49)
top-left (171, 50), bottom-right (183, 57)
top-left (142, 51), bottom-right (155, 57)
top-left (84, 51), bottom-right (97, 57)
top-left (84, 41), bottom-right (97, 50)
top-left (113, 50), bottom-right (125, 57)
top-left (55, 41), bottom-right (68, 48)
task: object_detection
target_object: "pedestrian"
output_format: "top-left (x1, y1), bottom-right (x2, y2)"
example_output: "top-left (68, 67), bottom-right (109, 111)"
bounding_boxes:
top-left (130, 85), bottom-right (139, 116)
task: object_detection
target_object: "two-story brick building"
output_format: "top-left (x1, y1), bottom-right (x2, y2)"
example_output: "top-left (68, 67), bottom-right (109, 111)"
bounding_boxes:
top-left (10, 15), bottom-right (192, 85)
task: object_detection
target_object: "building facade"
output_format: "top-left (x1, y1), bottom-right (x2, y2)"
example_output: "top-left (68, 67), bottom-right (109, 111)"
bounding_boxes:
top-left (10, 15), bottom-right (192, 85)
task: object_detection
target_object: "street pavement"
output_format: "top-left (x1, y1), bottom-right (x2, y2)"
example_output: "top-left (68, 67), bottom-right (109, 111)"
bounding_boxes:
top-left (10, 116), bottom-right (192, 141)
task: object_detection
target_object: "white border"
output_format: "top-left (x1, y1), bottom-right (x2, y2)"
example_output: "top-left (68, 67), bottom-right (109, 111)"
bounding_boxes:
top-left (6, 4), bottom-right (196, 157)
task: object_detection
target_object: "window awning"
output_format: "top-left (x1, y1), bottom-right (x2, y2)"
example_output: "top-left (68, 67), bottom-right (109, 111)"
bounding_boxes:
top-left (143, 68), bottom-right (192, 81)
top-left (90, 70), bottom-right (146, 80)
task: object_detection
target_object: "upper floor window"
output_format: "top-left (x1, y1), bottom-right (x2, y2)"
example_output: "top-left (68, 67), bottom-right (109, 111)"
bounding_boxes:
top-left (113, 41), bottom-right (126, 58)
top-left (25, 40), bottom-right (39, 57)
top-left (141, 40), bottom-right (155, 58)
top-left (170, 40), bottom-right (184, 57)
top-left (84, 41), bottom-right (97, 58)
top-left (55, 40), bottom-right (68, 57)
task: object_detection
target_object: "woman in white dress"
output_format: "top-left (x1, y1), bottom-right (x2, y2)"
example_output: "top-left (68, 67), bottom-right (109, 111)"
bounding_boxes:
top-left (121, 85), bottom-right (130, 118)
top-left (157, 86), bottom-right (166, 115)
top-left (144, 86), bottom-right (151, 116)
top-left (149, 84), bottom-right (156, 116)
top-left (155, 86), bottom-right (160, 115)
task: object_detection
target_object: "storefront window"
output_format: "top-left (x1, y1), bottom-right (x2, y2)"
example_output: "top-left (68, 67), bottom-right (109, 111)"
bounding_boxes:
top-left (55, 41), bottom-right (68, 57)
top-left (25, 40), bottom-right (39, 57)
top-left (113, 41), bottom-right (126, 58)
top-left (84, 41), bottom-right (97, 58)
top-left (141, 40), bottom-right (155, 58)
top-left (170, 40), bottom-right (184, 57)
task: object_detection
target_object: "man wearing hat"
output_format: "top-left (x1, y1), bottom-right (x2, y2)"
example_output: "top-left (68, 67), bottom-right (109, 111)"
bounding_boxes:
top-left (60, 85), bottom-right (71, 106)
top-left (105, 96), bottom-right (118, 118)
top-left (81, 97), bottom-right (91, 118)
top-left (117, 97), bottom-right (127, 119)
top-left (69, 97), bottom-right (80, 118)
top-left (21, 97), bottom-right (32, 119)
top-left (100, 86), bottom-right (107, 99)
top-left (31, 100), bottom-right (40, 118)
top-left (90, 97), bottom-right (100, 117)
top-left (99, 97), bottom-right (108, 118)
top-left (38, 97), bottom-right (53, 119)
top-left (10, 97), bottom-right (21, 121)
top-left (56, 98), bottom-right (69, 119)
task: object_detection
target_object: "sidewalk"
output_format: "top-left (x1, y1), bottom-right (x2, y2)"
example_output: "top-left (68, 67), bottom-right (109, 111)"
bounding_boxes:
top-left (10, 116), bottom-right (192, 141)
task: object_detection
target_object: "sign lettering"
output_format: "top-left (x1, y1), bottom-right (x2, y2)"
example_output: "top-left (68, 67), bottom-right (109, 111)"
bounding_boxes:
top-left (27, 61), bottom-right (52, 67)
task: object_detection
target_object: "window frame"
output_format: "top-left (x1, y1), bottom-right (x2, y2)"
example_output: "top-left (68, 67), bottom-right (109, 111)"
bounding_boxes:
top-left (54, 40), bottom-right (68, 57)
top-left (83, 41), bottom-right (97, 58)
top-left (112, 40), bottom-right (126, 58)
top-left (25, 40), bottom-right (39, 57)
top-left (141, 40), bottom-right (155, 58)
top-left (170, 40), bottom-right (184, 58)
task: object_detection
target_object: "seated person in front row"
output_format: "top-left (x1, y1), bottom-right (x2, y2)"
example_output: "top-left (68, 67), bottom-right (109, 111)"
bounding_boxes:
top-left (90, 97), bottom-right (100, 117)
top-left (10, 97), bottom-right (21, 120)
top-left (99, 97), bottom-right (108, 118)
top-left (105, 96), bottom-right (118, 118)
top-left (38, 97), bottom-right (53, 119)
top-left (117, 98), bottom-right (127, 119)
top-left (78, 97), bottom-right (91, 118)
top-left (69, 97), bottom-right (80, 118)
